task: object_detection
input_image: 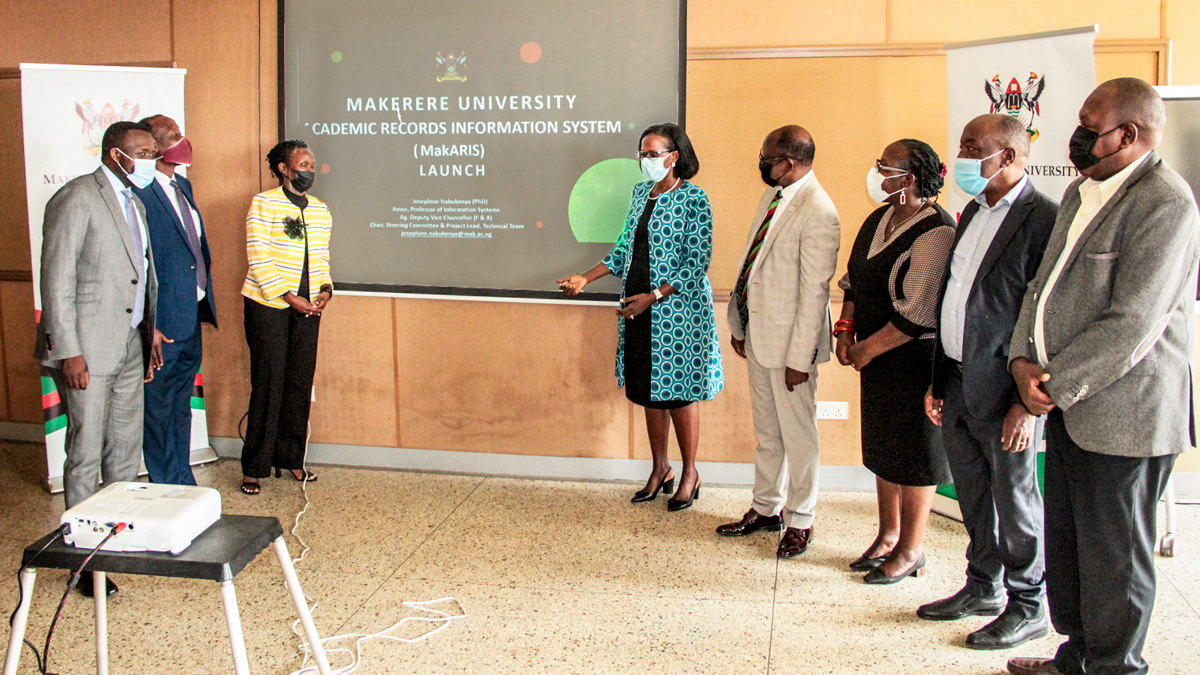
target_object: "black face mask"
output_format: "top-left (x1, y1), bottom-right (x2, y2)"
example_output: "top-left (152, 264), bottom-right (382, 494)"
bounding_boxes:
top-left (759, 158), bottom-right (781, 187)
top-left (1068, 125), bottom-right (1123, 172)
top-left (290, 170), bottom-right (315, 193)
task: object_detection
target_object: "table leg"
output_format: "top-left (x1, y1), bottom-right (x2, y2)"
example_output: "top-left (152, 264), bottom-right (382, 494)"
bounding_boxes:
top-left (2, 567), bottom-right (37, 675)
top-left (94, 571), bottom-right (108, 675)
top-left (219, 580), bottom-right (251, 675)
top-left (271, 537), bottom-right (333, 675)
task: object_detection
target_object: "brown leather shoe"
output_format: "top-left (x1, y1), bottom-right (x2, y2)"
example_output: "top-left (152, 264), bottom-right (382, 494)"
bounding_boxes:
top-left (716, 509), bottom-right (783, 537)
top-left (776, 526), bottom-right (813, 558)
top-left (1006, 656), bottom-right (1060, 674)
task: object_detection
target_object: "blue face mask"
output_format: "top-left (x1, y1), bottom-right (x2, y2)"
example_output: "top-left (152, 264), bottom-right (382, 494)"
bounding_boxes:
top-left (118, 149), bottom-right (158, 189)
top-left (954, 149), bottom-right (1004, 196)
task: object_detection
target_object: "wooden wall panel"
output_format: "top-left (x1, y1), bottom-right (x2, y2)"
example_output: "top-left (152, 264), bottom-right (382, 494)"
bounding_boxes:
top-left (688, 55), bottom-right (948, 294)
top-left (1167, 0), bottom-right (1200, 85)
top-left (688, 0), bottom-right (888, 49)
top-left (890, 0), bottom-right (1161, 43)
top-left (395, 298), bottom-right (629, 458)
top-left (0, 281), bottom-right (40, 423)
top-left (0, 1), bottom-right (172, 68)
top-left (1095, 51), bottom-right (1161, 85)
top-left (307, 295), bottom-right (397, 447)
top-left (0, 80), bottom-right (31, 273)
top-left (172, 0), bottom-right (266, 438)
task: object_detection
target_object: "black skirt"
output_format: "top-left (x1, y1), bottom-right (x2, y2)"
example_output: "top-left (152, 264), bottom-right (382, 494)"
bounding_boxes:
top-left (859, 338), bottom-right (950, 486)
top-left (623, 196), bottom-right (688, 410)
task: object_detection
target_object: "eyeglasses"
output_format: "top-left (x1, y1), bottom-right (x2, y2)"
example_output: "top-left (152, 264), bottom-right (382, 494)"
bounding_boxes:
top-left (759, 152), bottom-right (794, 164)
top-left (875, 159), bottom-right (908, 174)
top-left (636, 149), bottom-right (675, 159)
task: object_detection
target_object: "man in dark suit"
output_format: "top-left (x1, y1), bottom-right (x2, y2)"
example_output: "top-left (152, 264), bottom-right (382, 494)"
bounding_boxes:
top-left (921, 114), bottom-right (1057, 650)
top-left (37, 120), bottom-right (161, 597)
top-left (1006, 79), bottom-right (1199, 675)
top-left (132, 114), bottom-right (216, 486)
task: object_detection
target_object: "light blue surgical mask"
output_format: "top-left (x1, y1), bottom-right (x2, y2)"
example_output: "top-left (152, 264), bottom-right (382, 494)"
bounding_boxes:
top-left (640, 155), bottom-right (671, 183)
top-left (118, 149), bottom-right (159, 189)
top-left (954, 149), bottom-right (1004, 197)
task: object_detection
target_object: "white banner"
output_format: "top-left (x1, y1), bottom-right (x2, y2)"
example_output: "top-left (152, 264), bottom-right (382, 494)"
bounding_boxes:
top-left (19, 63), bottom-right (212, 491)
top-left (945, 27), bottom-right (1098, 218)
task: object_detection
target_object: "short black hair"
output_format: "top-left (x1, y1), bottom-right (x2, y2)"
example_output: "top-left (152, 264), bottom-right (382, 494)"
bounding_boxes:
top-left (895, 139), bottom-right (945, 199)
top-left (639, 123), bottom-right (699, 180)
top-left (776, 127), bottom-right (815, 165)
top-left (267, 139), bottom-right (310, 180)
top-left (101, 121), bottom-right (152, 157)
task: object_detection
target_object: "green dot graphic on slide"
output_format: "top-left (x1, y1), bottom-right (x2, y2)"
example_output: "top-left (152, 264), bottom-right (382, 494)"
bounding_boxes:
top-left (331, 51), bottom-right (343, 63)
top-left (628, 122), bottom-right (635, 130)
top-left (568, 158), bottom-right (644, 243)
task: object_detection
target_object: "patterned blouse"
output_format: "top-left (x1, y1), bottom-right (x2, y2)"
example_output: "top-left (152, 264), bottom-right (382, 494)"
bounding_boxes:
top-left (601, 180), bottom-right (724, 401)
top-left (838, 203), bottom-right (956, 339)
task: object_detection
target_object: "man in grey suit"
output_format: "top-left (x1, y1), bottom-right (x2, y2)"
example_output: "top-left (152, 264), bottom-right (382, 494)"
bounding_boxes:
top-left (921, 114), bottom-right (1057, 650)
top-left (1006, 79), bottom-right (1199, 675)
top-left (36, 121), bottom-right (161, 596)
top-left (716, 126), bottom-right (841, 558)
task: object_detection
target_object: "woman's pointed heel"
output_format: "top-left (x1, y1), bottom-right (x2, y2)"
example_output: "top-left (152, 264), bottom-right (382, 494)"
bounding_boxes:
top-left (667, 480), bottom-right (700, 512)
top-left (631, 471), bottom-right (676, 503)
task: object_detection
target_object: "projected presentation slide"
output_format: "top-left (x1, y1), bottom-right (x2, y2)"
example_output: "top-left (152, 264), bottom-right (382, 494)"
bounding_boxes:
top-left (282, 0), bottom-right (685, 300)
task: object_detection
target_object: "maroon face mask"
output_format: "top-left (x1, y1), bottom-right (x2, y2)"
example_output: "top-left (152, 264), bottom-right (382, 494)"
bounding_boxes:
top-left (162, 136), bottom-right (193, 166)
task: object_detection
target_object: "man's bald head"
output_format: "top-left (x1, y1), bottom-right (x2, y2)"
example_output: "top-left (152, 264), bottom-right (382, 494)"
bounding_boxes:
top-left (1085, 77), bottom-right (1166, 147)
top-left (766, 125), bottom-right (815, 165)
top-left (970, 114), bottom-right (1030, 159)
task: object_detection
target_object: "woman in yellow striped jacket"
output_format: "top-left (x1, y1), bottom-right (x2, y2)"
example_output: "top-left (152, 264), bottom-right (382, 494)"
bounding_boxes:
top-left (239, 139), bottom-right (333, 495)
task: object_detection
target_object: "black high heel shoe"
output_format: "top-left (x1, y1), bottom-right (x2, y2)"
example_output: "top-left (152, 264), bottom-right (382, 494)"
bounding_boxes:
top-left (863, 553), bottom-right (926, 585)
top-left (275, 467), bottom-right (318, 482)
top-left (667, 480), bottom-right (701, 512)
top-left (631, 472), bottom-right (675, 503)
top-left (848, 554), bottom-right (888, 571)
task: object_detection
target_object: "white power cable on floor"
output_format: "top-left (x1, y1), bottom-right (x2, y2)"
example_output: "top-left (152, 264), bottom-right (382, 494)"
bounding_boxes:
top-left (285, 417), bottom-right (466, 675)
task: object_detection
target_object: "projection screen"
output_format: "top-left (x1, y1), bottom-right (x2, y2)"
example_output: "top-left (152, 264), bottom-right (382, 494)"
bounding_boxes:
top-left (281, 0), bottom-right (686, 301)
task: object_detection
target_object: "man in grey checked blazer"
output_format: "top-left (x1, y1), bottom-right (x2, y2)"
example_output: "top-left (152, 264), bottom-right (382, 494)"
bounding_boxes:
top-left (36, 121), bottom-right (160, 524)
top-left (1006, 79), bottom-right (1199, 675)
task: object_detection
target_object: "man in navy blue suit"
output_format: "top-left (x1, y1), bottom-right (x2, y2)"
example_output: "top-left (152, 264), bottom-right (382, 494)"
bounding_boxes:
top-left (132, 114), bottom-right (216, 485)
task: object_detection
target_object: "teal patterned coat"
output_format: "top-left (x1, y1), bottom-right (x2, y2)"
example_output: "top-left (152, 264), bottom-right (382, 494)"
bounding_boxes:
top-left (601, 180), bottom-right (724, 401)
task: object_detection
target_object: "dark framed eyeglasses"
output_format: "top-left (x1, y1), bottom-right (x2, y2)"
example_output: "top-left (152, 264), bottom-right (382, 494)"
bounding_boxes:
top-left (875, 158), bottom-right (908, 174)
top-left (759, 151), bottom-right (794, 164)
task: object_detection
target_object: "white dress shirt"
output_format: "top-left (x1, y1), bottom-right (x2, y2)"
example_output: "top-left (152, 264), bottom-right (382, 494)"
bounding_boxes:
top-left (1034, 152), bottom-right (1151, 366)
top-left (748, 170), bottom-right (813, 280)
top-left (940, 175), bottom-right (1028, 361)
top-left (155, 171), bottom-right (207, 301)
top-left (100, 165), bottom-right (150, 328)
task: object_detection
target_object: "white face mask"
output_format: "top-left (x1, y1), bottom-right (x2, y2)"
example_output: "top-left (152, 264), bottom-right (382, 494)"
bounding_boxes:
top-left (640, 155), bottom-right (671, 183)
top-left (865, 166), bottom-right (908, 203)
top-left (117, 149), bottom-right (158, 189)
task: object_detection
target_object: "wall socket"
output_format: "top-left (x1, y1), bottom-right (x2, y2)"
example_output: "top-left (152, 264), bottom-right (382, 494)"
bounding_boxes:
top-left (816, 401), bottom-right (849, 420)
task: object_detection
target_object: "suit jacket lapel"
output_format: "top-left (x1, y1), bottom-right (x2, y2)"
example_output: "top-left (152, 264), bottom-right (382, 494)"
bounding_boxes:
top-left (93, 168), bottom-right (140, 269)
top-left (758, 176), bottom-right (817, 260)
top-left (150, 179), bottom-right (194, 249)
top-left (1057, 152), bottom-right (1162, 275)
top-left (974, 180), bottom-right (1036, 286)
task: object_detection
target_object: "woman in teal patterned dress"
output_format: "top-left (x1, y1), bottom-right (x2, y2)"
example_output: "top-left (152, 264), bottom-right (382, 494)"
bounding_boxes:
top-left (559, 123), bottom-right (723, 512)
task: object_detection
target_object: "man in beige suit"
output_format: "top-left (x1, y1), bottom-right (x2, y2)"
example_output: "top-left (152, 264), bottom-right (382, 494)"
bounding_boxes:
top-left (717, 126), bottom-right (841, 558)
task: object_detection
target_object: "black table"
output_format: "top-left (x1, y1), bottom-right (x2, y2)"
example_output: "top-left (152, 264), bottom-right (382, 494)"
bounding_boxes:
top-left (3, 515), bottom-right (332, 675)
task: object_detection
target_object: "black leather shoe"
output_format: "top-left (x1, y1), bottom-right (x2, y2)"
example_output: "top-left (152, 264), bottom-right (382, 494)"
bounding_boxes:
top-left (777, 527), bottom-right (813, 558)
top-left (631, 471), bottom-right (675, 503)
top-left (666, 481), bottom-right (700, 512)
top-left (848, 554), bottom-right (887, 570)
top-left (863, 554), bottom-right (925, 584)
top-left (1006, 656), bottom-right (1061, 674)
top-left (917, 587), bottom-right (1005, 621)
top-left (76, 574), bottom-right (118, 598)
top-left (716, 509), bottom-right (783, 536)
top-left (967, 611), bottom-right (1048, 650)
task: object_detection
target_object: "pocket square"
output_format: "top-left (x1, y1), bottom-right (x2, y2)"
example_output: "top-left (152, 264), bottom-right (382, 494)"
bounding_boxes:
top-left (1085, 251), bottom-right (1119, 260)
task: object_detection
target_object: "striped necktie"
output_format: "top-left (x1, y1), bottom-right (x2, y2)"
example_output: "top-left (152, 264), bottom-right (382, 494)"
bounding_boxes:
top-left (171, 179), bottom-right (207, 291)
top-left (732, 189), bottom-right (782, 328)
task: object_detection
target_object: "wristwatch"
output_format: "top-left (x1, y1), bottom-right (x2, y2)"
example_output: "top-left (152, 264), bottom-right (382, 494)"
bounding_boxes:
top-left (652, 288), bottom-right (664, 302)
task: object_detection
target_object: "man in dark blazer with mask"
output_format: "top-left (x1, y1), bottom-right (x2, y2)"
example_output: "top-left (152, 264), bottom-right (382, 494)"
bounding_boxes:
top-left (1006, 78), bottom-right (1199, 675)
top-left (922, 113), bottom-right (1057, 651)
top-left (132, 114), bottom-right (216, 486)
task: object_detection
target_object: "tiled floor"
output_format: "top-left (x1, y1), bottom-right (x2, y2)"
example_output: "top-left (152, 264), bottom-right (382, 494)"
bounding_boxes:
top-left (0, 441), bottom-right (1197, 674)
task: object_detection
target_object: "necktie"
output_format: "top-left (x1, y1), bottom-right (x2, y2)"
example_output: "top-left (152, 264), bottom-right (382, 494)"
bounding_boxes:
top-left (732, 190), bottom-right (782, 329)
top-left (122, 188), bottom-right (146, 328)
top-left (171, 179), bottom-right (207, 290)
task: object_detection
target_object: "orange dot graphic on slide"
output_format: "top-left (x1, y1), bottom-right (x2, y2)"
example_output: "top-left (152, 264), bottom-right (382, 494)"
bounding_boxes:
top-left (536, 221), bottom-right (544, 228)
top-left (320, 163), bottom-right (330, 174)
top-left (520, 42), bottom-right (542, 64)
